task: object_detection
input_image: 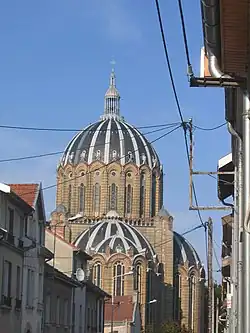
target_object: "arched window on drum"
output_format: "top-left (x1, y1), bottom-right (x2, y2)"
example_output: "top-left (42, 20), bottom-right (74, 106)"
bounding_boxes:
top-left (151, 173), bottom-right (157, 217)
top-left (68, 184), bottom-right (72, 214)
top-left (93, 183), bottom-right (101, 215)
top-left (125, 184), bottom-right (133, 215)
top-left (78, 183), bottom-right (85, 212)
top-left (140, 173), bottom-right (146, 217)
top-left (109, 183), bottom-right (118, 211)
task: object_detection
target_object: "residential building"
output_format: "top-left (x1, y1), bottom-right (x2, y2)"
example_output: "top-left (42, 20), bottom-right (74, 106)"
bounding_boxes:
top-left (104, 295), bottom-right (141, 333)
top-left (50, 69), bottom-right (205, 332)
top-left (43, 263), bottom-right (80, 333)
top-left (195, 1), bottom-right (249, 331)
top-left (0, 183), bottom-right (33, 333)
top-left (85, 280), bottom-right (109, 333)
top-left (45, 228), bottom-right (108, 333)
top-left (9, 183), bottom-right (52, 333)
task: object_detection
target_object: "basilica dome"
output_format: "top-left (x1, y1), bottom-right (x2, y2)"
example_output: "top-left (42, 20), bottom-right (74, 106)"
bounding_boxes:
top-left (60, 69), bottom-right (160, 169)
top-left (74, 212), bottom-right (156, 260)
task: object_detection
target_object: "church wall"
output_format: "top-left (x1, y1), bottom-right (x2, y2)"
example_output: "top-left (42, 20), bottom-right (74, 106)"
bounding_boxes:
top-left (56, 161), bottom-right (162, 221)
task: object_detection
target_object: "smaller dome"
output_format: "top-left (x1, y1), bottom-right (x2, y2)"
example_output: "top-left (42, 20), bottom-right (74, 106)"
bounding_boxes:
top-left (74, 216), bottom-right (156, 259)
top-left (173, 232), bottom-right (201, 267)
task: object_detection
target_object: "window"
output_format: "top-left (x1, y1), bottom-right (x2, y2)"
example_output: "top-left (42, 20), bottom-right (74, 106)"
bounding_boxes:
top-left (8, 208), bottom-right (14, 234)
top-left (98, 300), bottom-right (103, 332)
top-left (87, 307), bottom-right (90, 328)
top-left (45, 294), bottom-right (51, 324)
top-left (68, 185), bottom-right (72, 214)
top-left (38, 273), bottom-right (43, 303)
top-left (125, 184), bottom-right (133, 214)
top-left (16, 266), bottom-right (21, 300)
top-left (134, 264), bottom-right (142, 299)
top-left (64, 299), bottom-right (69, 326)
top-left (56, 296), bottom-right (60, 325)
top-left (38, 222), bottom-right (44, 245)
top-left (173, 273), bottom-right (182, 321)
top-left (93, 262), bottom-right (102, 287)
top-left (24, 216), bottom-right (28, 236)
top-left (189, 275), bottom-right (196, 330)
top-left (113, 262), bottom-right (125, 296)
top-left (109, 183), bottom-right (118, 211)
top-left (151, 174), bottom-right (157, 217)
top-left (93, 183), bottom-right (101, 214)
top-left (79, 304), bottom-right (82, 333)
top-left (79, 183), bottom-right (85, 212)
top-left (19, 216), bottom-right (24, 238)
top-left (26, 269), bottom-right (34, 307)
top-left (139, 173), bottom-right (146, 217)
top-left (2, 260), bottom-right (12, 298)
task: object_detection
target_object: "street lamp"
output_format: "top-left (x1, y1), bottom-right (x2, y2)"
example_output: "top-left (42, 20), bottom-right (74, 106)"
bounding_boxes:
top-left (111, 270), bottom-right (133, 333)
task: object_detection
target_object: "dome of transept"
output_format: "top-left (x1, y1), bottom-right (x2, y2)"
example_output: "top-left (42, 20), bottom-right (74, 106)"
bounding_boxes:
top-left (173, 231), bottom-right (202, 268)
top-left (74, 212), bottom-right (157, 260)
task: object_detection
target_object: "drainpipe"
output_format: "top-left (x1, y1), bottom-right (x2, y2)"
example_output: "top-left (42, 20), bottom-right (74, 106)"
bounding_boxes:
top-left (242, 90), bottom-right (250, 333)
top-left (227, 122), bottom-right (243, 333)
top-left (200, 0), bottom-right (232, 79)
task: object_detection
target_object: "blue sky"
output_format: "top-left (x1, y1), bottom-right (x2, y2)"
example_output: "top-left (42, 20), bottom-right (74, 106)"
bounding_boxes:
top-left (0, 0), bottom-right (230, 279)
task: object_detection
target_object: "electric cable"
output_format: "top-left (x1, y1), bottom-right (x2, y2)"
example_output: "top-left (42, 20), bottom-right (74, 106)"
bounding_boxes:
top-left (194, 123), bottom-right (226, 131)
top-left (13, 125), bottom-right (182, 199)
top-left (0, 122), bottom-right (180, 132)
top-left (154, 0), bottom-right (206, 228)
top-left (27, 220), bottom-right (204, 259)
top-left (154, 0), bottom-right (208, 268)
top-left (0, 120), bottom-right (225, 133)
top-left (0, 124), bottom-right (176, 164)
top-left (177, 0), bottom-right (193, 77)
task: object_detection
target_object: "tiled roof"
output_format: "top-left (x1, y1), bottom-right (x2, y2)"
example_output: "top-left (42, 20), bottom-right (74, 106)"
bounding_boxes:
top-left (9, 183), bottom-right (39, 208)
top-left (104, 295), bottom-right (134, 322)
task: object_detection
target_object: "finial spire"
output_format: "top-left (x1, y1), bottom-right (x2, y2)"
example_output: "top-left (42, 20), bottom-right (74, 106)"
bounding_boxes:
top-left (102, 61), bottom-right (121, 121)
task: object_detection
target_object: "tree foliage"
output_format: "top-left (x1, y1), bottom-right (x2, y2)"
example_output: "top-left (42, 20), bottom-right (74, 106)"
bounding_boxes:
top-left (151, 322), bottom-right (192, 333)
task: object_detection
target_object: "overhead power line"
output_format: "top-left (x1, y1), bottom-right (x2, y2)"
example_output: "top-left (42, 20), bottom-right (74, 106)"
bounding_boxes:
top-left (24, 221), bottom-right (205, 259)
top-left (154, 0), bottom-right (208, 268)
top-left (0, 121), bottom-right (225, 134)
top-left (194, 123), bottom-right (226, 131)
top-left (177, 0), bottom-right (193, 77)
top-left (12, 125), bottom-right (182, 198)
top-left (154, 0), bottom-right (205, 227)
top-left (0, 122), bottom-right (180, 132)
top-left (0, 124), bottom-right (178, 164)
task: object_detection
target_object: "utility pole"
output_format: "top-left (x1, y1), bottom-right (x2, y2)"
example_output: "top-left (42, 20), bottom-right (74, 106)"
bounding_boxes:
top-left (207, 218), bottom-right (213, 333)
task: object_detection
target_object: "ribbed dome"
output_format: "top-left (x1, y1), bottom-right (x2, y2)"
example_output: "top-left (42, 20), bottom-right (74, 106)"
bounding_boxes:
top-left (173, 232), bottom-right (202, 267)
top-left (60, 118), bottom-right (160, 168)
top-left (74, 215), bottom-right (156, 259)
top-left (60, 69), bottom-right (160, 169)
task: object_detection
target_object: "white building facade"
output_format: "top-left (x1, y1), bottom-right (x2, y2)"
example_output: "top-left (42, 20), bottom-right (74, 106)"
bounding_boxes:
top-left (9, 183), bottom-right (50, 333)
top-left (0, 183), bottom-right (33, 333)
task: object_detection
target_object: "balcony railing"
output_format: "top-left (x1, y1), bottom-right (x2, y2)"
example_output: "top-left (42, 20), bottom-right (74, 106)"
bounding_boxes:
top-left (15, 298), bottom-right (22, 309)
top-left (1, 295), bottom-right (12, 307)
